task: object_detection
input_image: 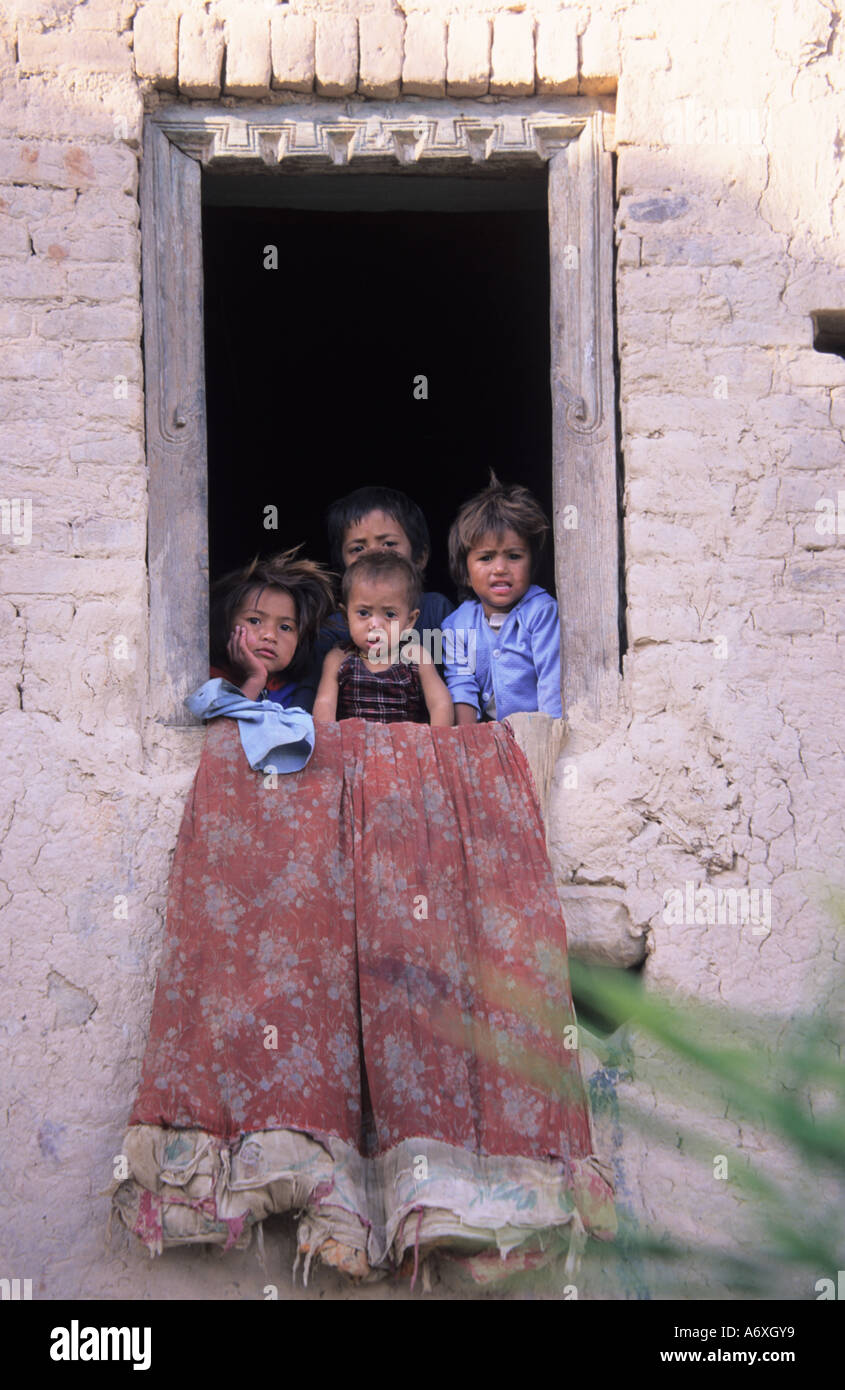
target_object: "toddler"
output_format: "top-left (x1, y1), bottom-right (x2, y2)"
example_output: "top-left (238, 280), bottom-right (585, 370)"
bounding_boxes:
top-left (441, 475), bottom-right (562, 723)
top-left (312, 486), bottom-right (454, 671)
top-left (209, 549), bottom-right (335, 706)
top-left (313, 551), bottom-right (454, 726)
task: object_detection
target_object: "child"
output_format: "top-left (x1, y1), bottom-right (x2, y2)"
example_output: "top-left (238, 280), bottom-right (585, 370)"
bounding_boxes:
top-left (209, 548), bottom-right (335, 707)
top-left (312, 486), bottom-right (454, 670)
top-left (441, 474), bottom-right (563, 723)
top-left (313, 551), bottom-right (454, 726)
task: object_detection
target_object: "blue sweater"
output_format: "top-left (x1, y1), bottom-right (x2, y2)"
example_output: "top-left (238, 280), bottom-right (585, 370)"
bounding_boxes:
top-left (440, 585), bottom-right (562, 720)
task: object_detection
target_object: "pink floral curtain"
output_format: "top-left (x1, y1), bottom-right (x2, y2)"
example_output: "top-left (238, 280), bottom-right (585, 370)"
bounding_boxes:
top-left (114, 716), bottom-right (615, 1283)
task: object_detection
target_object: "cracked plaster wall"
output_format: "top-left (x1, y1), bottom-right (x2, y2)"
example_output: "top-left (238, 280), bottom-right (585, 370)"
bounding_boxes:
top-left (0, 0), bottom-right (843, 1300)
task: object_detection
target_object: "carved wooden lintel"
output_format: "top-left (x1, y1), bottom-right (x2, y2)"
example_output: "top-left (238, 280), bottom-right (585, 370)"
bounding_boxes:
top-left (154, 100), bottom-right (589, 168)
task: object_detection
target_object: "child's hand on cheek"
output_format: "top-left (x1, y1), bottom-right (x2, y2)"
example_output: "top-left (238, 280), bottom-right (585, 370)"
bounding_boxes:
top-left (227, 625), bottom-right (268, 698)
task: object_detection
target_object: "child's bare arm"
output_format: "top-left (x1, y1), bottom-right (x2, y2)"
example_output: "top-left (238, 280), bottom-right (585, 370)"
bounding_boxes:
top-left (415, 649), bottom-right (455, 727)
top-left (312, 647), bottom-right (345, 722)
top-left (454, 702), bottom-right (479, 726)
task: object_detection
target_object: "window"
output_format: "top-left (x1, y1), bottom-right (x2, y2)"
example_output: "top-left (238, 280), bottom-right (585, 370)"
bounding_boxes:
top-left (141, 101), bottom-right (620, 723)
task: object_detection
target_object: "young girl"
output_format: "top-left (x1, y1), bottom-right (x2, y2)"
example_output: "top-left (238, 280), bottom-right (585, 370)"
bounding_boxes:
top-left (209, 548), bottom-right (335, 708)
top-left (313, 551), bottom-right (454, 726)
top-left (441, 474), bottom-right (563, 724)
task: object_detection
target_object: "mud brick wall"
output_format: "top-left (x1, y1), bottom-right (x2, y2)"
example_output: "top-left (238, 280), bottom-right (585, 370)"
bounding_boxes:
top-left (1, 0), bottom-right (843, 1300)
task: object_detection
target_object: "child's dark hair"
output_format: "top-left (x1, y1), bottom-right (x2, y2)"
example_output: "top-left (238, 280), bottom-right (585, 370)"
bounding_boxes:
top-left (326, 486), bottom-right (431, 571)
top-left (341, 551), bottom-right (422, 614)
top-left (210, 547), bottom-right (335, 679)
top-left (448, 472), bottom-right (550, 599)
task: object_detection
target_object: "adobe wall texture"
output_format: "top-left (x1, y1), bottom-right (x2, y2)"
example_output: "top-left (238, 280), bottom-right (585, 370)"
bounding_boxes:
top-left (1, 0), bottom-right (842, 1300)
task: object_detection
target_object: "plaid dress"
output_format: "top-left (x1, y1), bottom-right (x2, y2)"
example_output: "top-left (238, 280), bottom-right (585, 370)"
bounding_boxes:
top-left (336, 648), bottom-right (427, 724)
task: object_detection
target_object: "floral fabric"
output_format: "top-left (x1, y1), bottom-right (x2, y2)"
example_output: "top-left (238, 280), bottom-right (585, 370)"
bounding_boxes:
top-left (116, 716), bottom-right (615, 1278)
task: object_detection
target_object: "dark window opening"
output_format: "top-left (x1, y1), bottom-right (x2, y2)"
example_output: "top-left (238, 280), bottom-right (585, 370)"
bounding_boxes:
top-left (201, 172), bottom-right (555, 604)
top-left (812, 310), bottom-right (845, 360)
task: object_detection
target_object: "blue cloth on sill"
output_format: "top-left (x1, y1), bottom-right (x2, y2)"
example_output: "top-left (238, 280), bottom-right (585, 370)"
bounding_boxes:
top-left (184, 679), bottom-right (315, 774)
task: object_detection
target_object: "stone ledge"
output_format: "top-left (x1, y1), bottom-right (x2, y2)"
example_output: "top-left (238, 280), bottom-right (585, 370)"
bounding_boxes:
top-left (490, 13), bottom-right (535, 97)
top-left (359, 13), bottom-right (403, 100)
top-left (536, 13), bottom-right (578, 96)
top-left (224, 11), bottom-right (271, 99)
top-left (315, 14), bottom-right (357, 98)
top-left (402, 14), bottom-right (446, 99)
top-left (133, 4), bottom-right (179, 93)
top-left (270, 12), bottom-right (314, 94)
top-left (580, 16), bottom-right (619, 97)
top-left (178, 9), bottom-right (224, 100)
top-left (128, 4), bottom-right (619, 103)
top-left (446, 16), bottom-right (490, 98)
top-left (556, 886), bottom-right (647, 968)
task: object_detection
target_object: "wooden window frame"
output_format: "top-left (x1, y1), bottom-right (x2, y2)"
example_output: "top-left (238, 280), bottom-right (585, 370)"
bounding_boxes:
top-left (141, 98), bottom-right (619, 725)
